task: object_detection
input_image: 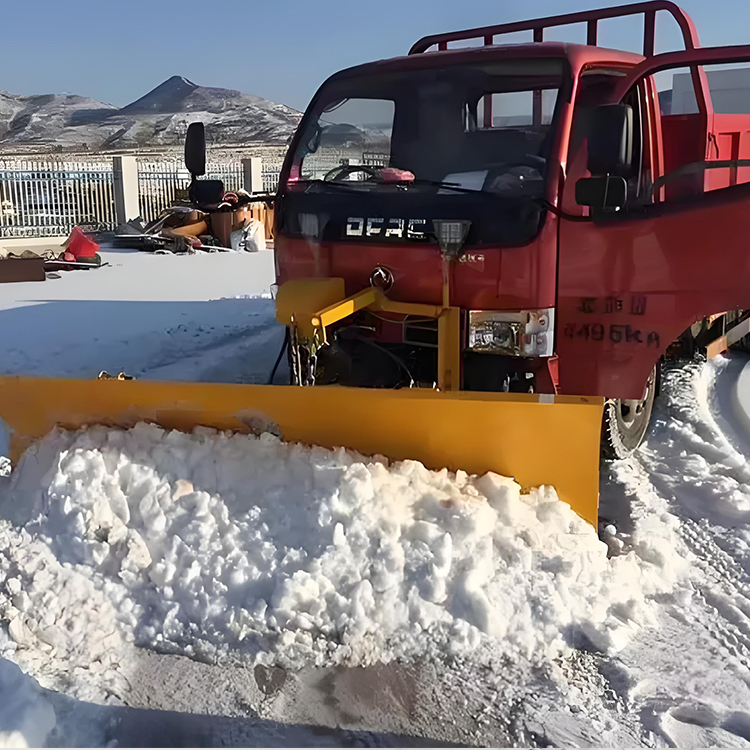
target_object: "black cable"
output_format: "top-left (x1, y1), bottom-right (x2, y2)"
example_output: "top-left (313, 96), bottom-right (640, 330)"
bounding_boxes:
top-left (537, 198), bottom-right (593, 223)
top-left (346, 331), bottom-right (416, 388)
top-left (268, 327), bottom-right (289, 385)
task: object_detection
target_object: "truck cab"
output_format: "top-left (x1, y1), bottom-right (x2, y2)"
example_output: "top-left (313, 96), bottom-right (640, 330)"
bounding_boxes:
top-left (274, 1), bottom-right (750, 457)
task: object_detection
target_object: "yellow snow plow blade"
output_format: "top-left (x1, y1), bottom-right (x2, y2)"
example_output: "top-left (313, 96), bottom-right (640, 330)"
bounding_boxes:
top-left (0, 375), bottom-right (603, 525)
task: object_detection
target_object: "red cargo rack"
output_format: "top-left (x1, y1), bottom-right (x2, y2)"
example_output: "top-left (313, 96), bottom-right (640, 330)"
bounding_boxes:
top-left (409, 0), bottom-right (701, 57)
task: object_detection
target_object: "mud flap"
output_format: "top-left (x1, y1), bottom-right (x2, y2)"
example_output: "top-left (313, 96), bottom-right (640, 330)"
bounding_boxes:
top-left (0, 376), bottom-right (604, 525)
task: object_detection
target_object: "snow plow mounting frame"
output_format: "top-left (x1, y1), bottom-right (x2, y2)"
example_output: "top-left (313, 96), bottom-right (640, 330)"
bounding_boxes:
top-left (276, 278), bottom-right (462, 392)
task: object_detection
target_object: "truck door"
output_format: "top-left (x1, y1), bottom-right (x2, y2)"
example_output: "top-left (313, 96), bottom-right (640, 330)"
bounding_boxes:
top-left (557, 45), bottom-right (750, 400)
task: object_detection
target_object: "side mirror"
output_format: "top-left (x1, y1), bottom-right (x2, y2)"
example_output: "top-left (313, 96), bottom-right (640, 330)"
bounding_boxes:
top-left (185, 122), bottom-right (206, 177)
top-left (579, 104), bottom-right (634, 174)
top-left (575, 175), bottom-right (627, 212)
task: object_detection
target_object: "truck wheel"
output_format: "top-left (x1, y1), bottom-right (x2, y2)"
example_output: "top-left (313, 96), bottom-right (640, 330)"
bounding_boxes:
top-left (601, 366), bottom-right (657, 460)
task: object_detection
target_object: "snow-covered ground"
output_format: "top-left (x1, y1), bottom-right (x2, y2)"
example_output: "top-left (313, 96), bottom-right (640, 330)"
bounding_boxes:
top-left (0, 246), bottom-right (749, 747)
top-left (0, 246), bottom-right (282, 383)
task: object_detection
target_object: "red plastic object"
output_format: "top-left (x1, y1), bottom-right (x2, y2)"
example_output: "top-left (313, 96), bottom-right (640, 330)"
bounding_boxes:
top-left (379, 167), bottom-right (415, 183)
top-left (63, 226), bottom-right (100, 260)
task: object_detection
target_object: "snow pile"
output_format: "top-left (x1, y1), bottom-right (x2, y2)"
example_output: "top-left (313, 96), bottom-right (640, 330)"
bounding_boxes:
top-left (0, 658), bottom-right (55, 747)
top-left (0, 520), bottom-right (129, 703)
top-left (0, 423), bottom-right (686, 669)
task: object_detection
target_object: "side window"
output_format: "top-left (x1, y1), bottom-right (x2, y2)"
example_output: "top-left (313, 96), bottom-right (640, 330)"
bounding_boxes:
top-left (663, 70), bottom-right (700, 115)
top-left (575, 69), bottom-right (625, 106)
top-left (567, 69), bottom-right (630, 179)
top-left (621, 83), bottom-right (651, 208)
top-left (569, 56), bottom-right (750, 213)
top-left (567, 69), bottom-right (652, 212)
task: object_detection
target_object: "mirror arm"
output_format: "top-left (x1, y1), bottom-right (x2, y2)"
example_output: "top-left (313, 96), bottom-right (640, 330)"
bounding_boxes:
top-left (537, 198), bottom-right (592, 223)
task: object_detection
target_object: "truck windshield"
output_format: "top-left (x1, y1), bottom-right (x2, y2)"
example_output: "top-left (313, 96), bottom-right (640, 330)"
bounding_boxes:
top-left (291, 58), bottom-right (566, 200)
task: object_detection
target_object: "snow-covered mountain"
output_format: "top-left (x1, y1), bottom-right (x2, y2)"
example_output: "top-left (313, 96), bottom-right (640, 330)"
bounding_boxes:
top-left (0, 92), bottom-right (117, 144)
top-left (0, 76), bottom-right (301, 150)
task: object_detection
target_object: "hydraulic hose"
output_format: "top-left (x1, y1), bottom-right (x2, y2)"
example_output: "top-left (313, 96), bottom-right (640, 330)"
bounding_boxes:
top-left (268, 327), bottom-right (290, 385)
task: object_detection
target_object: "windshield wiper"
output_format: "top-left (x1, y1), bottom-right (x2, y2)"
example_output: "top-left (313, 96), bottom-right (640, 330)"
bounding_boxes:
top-left (301, 176), bottom-right (494, 196)
top-left (406, 178), bottom-right (491, 195)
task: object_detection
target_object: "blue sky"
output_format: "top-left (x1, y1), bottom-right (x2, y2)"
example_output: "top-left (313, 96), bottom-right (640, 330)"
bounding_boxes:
top-left (1, 0), bottom-right (747, 111)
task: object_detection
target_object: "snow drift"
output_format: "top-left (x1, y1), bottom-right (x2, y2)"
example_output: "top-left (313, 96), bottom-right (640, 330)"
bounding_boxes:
top-left (0, 422), bottom-right (685, 670)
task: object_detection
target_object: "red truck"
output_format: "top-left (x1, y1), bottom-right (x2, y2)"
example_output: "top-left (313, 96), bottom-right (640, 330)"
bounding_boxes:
top-left (13, 0), bottom-right (750, 526)
top-left (272, 0), bottom-right (750, 458)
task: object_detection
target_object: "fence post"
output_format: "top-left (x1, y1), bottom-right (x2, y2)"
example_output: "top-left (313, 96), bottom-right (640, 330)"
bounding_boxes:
top-left (242, 157), bottom-right (263, 194)
top-left (112, 156), bottom-right (140, 225)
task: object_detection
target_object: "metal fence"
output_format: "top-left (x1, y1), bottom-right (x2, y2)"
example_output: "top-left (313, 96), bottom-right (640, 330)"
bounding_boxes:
top-left (137, 160), bottom-right (253, 224)
top-left (137, 161), bottom-right (283, 223)
top-left (0, 160), bottom-right (115, 238)
top-left (262, 166), bottom-right (281, 193)
top-left (0, 157), bottom-right (294, 237)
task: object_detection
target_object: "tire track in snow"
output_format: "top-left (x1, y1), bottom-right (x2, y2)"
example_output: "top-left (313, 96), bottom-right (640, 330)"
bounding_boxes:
top-left (638, 360), bottom-right (750, 677)
top-left (679, 518), bottom-right (750, 671)
top-left (604, 357), bottom-right (750, 745)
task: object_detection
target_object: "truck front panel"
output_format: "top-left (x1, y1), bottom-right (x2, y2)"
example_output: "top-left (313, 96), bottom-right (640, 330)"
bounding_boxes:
top-left (275, 56), bottom-right (571, 316)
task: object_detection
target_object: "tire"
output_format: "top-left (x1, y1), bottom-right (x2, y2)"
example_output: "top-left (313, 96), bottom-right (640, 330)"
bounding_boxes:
top-left (601, 365), bottom-right (657, 460)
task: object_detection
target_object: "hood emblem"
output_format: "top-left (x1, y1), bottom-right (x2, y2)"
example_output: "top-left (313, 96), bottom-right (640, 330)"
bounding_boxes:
top-left (369, 266), bottom-right (394, 292)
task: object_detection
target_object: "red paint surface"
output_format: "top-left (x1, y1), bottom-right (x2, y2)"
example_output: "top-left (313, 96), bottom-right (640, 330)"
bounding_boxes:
top-left (274, 13), bottom-right (750, 401)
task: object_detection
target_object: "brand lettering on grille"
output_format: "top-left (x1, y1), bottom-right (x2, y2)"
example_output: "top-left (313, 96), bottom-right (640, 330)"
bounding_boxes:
top-left (346, 217), bottom-right (427, 240)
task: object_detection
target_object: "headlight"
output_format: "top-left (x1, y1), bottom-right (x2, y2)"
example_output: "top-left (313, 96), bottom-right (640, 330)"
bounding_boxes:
top-left (467, 308), bottom-right (554, 357)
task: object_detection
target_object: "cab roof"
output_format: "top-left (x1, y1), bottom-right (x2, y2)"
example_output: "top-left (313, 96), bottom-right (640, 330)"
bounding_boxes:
top-left (326, 42), bottom-right (645, 84)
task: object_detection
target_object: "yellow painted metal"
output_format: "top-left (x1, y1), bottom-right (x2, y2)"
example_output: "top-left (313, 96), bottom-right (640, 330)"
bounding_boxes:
top-left (442, 255), bottom-right (451, 309)
top-left (0, 375), bottom-right (604, 526)
top-left (310, 287), bottom-right (444, 328)
top-left (277, 278), bottom-right (456, 385)
top-left (277, 280), bottom-right (445, 332)
top-left (378, 297), bottom-right (443, 318)
top-left (316, 288), bottom-right (378, 329)
top-left (270, 277), bottom-right (605, 524)
top-left (707, 335), bottom-right (729, 360)
top-left (707, 315), bottom-right (750, 359)
top-left (438, 308), bottom-right (462, 392)
top-left (275, 278), bottom-right (345, 338)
